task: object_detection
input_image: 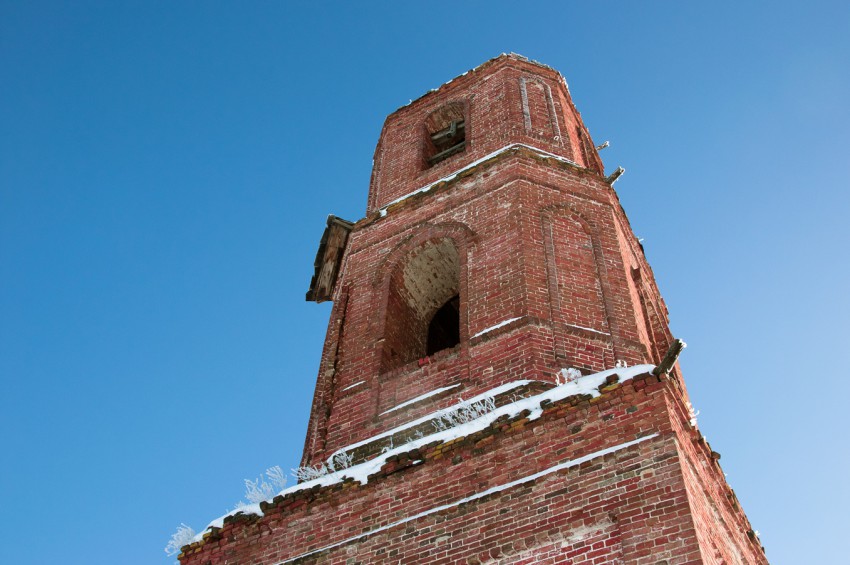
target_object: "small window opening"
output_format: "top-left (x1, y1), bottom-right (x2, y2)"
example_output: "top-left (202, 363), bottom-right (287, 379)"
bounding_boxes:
top-left (425, 102), bottom-right (467, 167)
top-left (426, 295), bottom-right (460, 356)
top-left (428, 120), bottom-right (466, 165)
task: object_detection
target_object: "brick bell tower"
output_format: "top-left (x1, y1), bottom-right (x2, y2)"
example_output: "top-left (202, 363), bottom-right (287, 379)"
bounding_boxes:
top-left (179, 54), bottom-right (767, 564)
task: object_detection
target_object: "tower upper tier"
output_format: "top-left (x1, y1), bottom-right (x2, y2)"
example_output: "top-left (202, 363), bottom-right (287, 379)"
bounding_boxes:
top-left (301, 54), bottom-right (679, 464)
top-left (367, 54), bottom-right (605, 214)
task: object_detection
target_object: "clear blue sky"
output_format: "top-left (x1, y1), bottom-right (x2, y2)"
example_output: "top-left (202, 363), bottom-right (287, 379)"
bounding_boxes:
top-left (2, 2), bottom-right (848, 563)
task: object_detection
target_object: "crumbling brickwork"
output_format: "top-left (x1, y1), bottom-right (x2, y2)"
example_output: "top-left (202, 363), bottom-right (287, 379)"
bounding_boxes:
top-left (179, 54), bottom-right (767, 564)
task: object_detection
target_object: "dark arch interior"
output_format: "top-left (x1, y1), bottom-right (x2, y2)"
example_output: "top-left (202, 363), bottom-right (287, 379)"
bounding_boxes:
top-left (426, 295), bottom-right (460, 356)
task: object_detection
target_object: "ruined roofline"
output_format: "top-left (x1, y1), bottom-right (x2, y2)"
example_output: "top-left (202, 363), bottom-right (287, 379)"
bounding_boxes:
top-left (183, 365), bottom-right (658, 549)
top-left (282, 434), bottom-right (659, 564)
top-left (176, 363), bottom-right (760, 562)
top-left (388, 53), bottom-right (569, 117)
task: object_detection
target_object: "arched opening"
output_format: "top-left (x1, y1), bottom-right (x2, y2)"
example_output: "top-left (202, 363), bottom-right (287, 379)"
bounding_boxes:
top-left (381, 239), bottom-right (461, 371)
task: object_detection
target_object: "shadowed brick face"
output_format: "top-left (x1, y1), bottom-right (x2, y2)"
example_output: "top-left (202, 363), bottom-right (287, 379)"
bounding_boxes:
top-left (179, 54), bottom-right (767, 565)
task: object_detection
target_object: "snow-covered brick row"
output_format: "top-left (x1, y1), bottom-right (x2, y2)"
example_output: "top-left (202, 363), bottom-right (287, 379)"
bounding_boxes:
top-left (177, 365), bottom-right (709, 565)
top-left (379, 384), bottom-right (462, 415)
top-left (185, 364), bottom-right (657, 545)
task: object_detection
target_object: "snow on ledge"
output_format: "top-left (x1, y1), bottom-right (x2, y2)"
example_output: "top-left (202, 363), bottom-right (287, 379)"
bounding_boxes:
top-left (341, 380), bottom-right (365, 391)
top-left (330, 379), bottom-right (534, 457)
top-left (191, 363), bottom-right (654, 543)
top-left (329, 380), bottom-right (531, 459)
top-left (472, 316), bottom-right (523, 339)
top-left (564, 323), bottom-right (610, 336)
top-left (380, 384), bottom-right (462, 415)
top-left (275, 432), bottom-right (659, 564)
top-left (378, 143), bottom-right (581, 217)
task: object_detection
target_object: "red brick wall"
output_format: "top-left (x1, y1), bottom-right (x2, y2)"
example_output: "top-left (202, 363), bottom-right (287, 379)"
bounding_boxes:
top-left (666, 387), bottom-right (762, 564)
top-left (304, 147), bottom-right (668, 463)
top-left (180, 375), bottom-right (766, 564)
top-left (186, 54), bottom-right (768, 565)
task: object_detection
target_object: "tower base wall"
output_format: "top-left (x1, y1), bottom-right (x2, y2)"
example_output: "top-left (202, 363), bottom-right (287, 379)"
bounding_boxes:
top-left (179, 373), bottom-right (765, 565)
